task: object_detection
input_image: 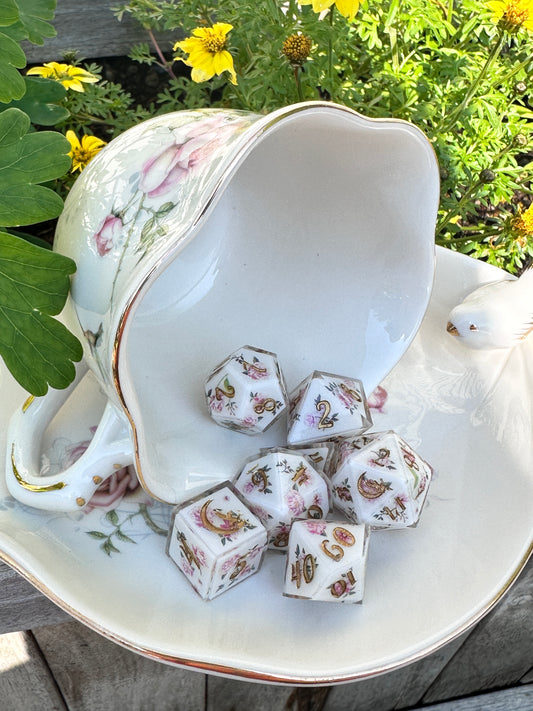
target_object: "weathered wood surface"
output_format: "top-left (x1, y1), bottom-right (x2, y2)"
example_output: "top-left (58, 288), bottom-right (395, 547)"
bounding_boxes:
top-left (21, 0), bottom-right (176, 64)
top-left (0, 562), bottom-right (69, 633)
top-left (0, 557), bottom-right (531, 710)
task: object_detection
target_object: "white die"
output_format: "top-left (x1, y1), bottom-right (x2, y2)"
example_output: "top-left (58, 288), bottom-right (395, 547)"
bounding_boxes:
top-left (331, 430), bottom-right (433, 529)
top-left (287, 371), bottom-right (372, 445)
top-left (283, 520), bottom-right (369, 603)
top-left (166, 482), bottom-right (267, 600)
top-left (234, 449), bottom-right (330, 550)
top-left (205, 345), bottom-right (288, 434)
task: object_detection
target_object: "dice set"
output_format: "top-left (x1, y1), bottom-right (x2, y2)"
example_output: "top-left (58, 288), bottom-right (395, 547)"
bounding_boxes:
top-left (166, 345), bottom-right (433, 603)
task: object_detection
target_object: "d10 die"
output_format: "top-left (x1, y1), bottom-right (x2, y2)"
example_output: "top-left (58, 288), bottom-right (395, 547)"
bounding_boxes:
top-left (287, 371), bottom-right (372, 445)
top-left (166, 481), bottom-right (267, 600)
top-left (205, 345), bottom-right (288, 435)
top-left (283, 520), bottom-right (369, 603)
top-left (331, 430), bottom-right (433, 529)
top-left (234, 449), bottom-right (330, 550)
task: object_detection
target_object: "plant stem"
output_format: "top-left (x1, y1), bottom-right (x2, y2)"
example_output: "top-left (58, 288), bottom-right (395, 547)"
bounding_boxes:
top-left (439, 28), bottom-right (505, 134)
top-left (435, 180), bottom-right (483, 236)
top-left (147, 28), bottom-right (177, 79)
top-left (446, 0), bottom-right (454, 23)
top-left (436, 228), bottom-right (502, 245)
top-left (328, 7), bottom-right (334, 100)
top-left (293, 65), bottom-right (303, 101)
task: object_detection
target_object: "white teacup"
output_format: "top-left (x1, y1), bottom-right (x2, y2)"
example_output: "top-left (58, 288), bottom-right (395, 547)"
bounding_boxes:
top-left (5, 101), bottom-right (439, 511)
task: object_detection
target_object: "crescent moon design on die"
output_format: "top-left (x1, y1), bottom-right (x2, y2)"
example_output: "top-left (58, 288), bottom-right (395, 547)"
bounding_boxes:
top-left (200, 499), bottom-right (245, 534)
top-left (357, 473), bottom-right (388, 499)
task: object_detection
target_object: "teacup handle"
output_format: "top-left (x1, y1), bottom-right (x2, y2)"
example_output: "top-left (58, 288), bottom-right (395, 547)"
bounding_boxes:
top-left (5, 362), bottom-right (134, 512)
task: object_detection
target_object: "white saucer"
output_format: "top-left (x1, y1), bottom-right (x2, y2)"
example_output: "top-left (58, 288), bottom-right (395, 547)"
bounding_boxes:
top-left (0, 247), bottom-right (531, 684)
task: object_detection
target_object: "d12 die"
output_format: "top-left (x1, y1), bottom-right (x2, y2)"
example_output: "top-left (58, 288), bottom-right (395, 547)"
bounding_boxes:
top-left (234, 449), bottom-right (330, 550)
top-left (287, 371), bottom-right (372, 445)
top-left (166, 481), bottom-right (267, 600)
top-left (205, 346), bottom-right (288, 435)
top-left (330, 430), bottom-right (433, 529)
top-left (283, 520), bottom-right (369, 603)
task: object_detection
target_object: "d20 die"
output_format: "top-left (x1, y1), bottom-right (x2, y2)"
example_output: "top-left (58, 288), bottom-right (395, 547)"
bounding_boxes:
top-left (330, 430), bottom-right (433, 529)
top-left (205, 345), bottom-right (288, 435)
top-left (283, 520), bottom-right (369, 603)
top-left (287, 371), bottom-right (372, 445)
top-left (166, 481), bottom-right (267, 600)
top-left (234, 449), bottom-right (330, 550)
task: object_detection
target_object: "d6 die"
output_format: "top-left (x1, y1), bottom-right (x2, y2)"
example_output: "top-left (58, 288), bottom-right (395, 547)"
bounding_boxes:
top-left (205, 346), bottom-right (288, 434)
top-left (331, 430), bottom-right (433, 529)
top-left (234, 449), bottom-right (330, 550)
top-left (283, 520), bottom-right (369, 603)
top-left (166, 482), bottom-right (267, 600)
top-left (287, 371), bottom-right (372, 445)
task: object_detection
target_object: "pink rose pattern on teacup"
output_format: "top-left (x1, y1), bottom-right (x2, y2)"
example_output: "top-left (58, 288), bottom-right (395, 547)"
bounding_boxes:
top-left (368, 385), bottom-right (388, 412)
top-left (80, 111), bottom-right (253, 378)
top-left (40, 427), bottom-right (140, 511)
top-left (139, 116), bottom-right (244, 198)
top-left (93, 214), bottom-right (123, 256)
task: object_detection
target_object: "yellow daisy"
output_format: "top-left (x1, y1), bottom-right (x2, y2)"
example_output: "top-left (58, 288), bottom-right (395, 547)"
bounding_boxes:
top-left (512, 204), bottom-right (533, 235)
top-left (486, 0), bottom-right (533, 32)
top-left (299, 0), bottom-right (361, 20)
top-left (174, 23), bottom-right (237, 85)
top-left (27, 62), bottom-right (99, 92)
top-left (66, 130), bottom-right (106, 172)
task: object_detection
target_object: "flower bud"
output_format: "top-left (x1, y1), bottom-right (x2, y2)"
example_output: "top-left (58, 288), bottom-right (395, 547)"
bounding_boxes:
top-left (513, 133), bottom-right (528, 148)
top-left (479, 169), bottom-right (496, 184)
top-left (283, 34), bottom-right (312, 66)
top-left (514, 81), bottom-right (527, 95)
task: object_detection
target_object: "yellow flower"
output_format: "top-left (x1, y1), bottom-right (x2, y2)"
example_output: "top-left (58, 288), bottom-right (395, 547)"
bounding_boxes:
top-left (66, 130), bottom-right (106, 172)
top-left (512, 204), bottom-right (533, 238)
top-left (27, 62), bottom-right (99, 92)
top-left (174, 23), bottom-right (237, 85)
top-left (486, 0), bottom-right (533, 32)
top-left (299, 0), bottom-right (360, 20)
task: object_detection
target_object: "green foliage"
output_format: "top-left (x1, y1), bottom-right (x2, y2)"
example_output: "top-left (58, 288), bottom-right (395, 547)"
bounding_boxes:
top-left (0, 108), bottom-right (70, 225)
top-left (0, 76), bottom-right (69, 124)
top-left (0, 0), bottom-right (84, 395)
top-left (116, 0), bottom-right (533, 273)
top-left (0, 231), bottom-right (82, 396)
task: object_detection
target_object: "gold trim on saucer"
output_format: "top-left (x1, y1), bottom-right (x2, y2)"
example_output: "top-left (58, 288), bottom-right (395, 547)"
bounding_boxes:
top-left (11, 444), bottom-right (66, 492)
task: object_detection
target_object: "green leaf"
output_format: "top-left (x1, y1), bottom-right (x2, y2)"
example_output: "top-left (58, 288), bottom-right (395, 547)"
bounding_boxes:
top-left (0, 29), bottom-right (26, 102)
top-left (86, 531), bottom-right (108, 539)
top-left (6, 227), bottom-right (52, 250)
top-left (101, 540), bottom-right (120, 555)
top-left (0, 0), bottom-right (19, 27)
top-left (0, 108), bottom-right (71, 226)
top-left (105, 509), bottom-right (119, 525)
top-left (0, 76), bottom-right (69, 125)
top-left (0, 231), bottom-right (83, 395)
top-left (115, 530), bottom-right (136, 544)
top-left (9, 0), bottom-right (56, 45)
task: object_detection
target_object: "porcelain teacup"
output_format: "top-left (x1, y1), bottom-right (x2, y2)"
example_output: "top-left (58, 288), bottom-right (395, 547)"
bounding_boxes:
top-left (5, 101), bottom-right (439, 511)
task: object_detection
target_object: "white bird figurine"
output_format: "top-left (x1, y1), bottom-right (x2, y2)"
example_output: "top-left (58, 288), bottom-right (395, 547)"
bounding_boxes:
top-left (446, 267), bottom-right (533, 349)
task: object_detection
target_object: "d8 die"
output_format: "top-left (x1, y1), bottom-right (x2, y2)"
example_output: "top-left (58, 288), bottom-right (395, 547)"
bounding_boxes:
top-left (234, 449), bottom-right (330, 550)
top-left (331, 430), bottom-right (433, 529)
top-left (205, 346), bottom-right (288, 434)
top-left (287, 371), bottom-right (372, 445)
top-left (283, 520), bottom-right (369, 603)
top-left (166, 482), bottom-right (267, 600)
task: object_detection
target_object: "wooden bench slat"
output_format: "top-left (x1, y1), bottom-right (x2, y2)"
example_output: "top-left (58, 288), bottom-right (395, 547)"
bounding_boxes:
top-left (21, 0), bottom-right (176, 64)
top-left (0, 630), bottom-right (67, 710)
top-left (421, 557), bottom-right (533, 703)
top-left (32, 620), bottom-right (205, 711)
